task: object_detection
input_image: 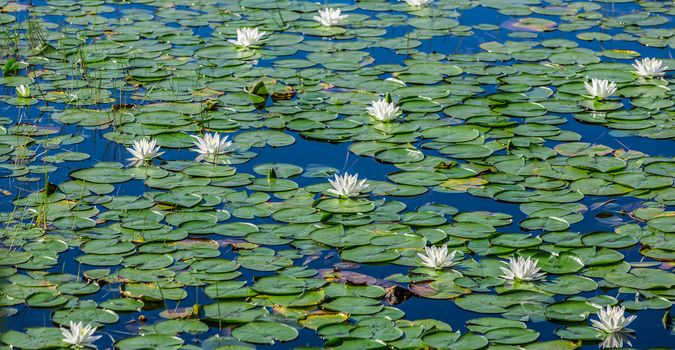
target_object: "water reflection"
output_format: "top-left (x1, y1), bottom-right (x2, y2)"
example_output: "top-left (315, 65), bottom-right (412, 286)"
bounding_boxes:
top-left (600, 332), bottom-right (635, 349)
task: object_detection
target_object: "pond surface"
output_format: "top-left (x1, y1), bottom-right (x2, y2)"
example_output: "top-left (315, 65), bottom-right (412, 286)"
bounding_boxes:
top-left (0, 0), bottom-right (674, 349)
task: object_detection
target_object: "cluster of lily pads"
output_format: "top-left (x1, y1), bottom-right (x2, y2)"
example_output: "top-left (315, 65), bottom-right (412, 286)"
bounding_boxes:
top-left (0, 0), bottom-right (674, 349)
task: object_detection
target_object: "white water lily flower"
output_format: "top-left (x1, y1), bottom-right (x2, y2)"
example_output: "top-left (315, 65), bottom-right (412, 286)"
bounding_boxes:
top-left (192, 132), bottom-right (233, 162)
top-left (591, 305), bottom-right (637, 334)
top-left (499, 256), bottom-right (546, 281)
top-left (228, 28), bottom-right (266, 48)
top-left (326, 173), bottom-right (369, 198)
top-left (126, 138), bottom-right (163, 166)
top-left (404, 0), bottom-right (433, 7)
top-left (313, 8), bottom-right (348, 27)
top-left (584, 78), bottom-right (617, 99)
top-left (16, 85), bottom-right (30, 98)
top-left (60, 321), bottom-right (101, 348)
top-left (632, 57), bottom-right (667, 78)
top-left (417, 244), bottom-right (458, 269)
top-left (367, 99), bottom-right (401, 122)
